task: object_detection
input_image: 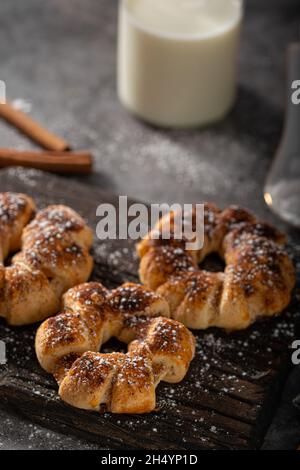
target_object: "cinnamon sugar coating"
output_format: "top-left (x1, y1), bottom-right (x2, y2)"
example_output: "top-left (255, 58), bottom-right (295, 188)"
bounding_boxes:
top-left (0, 193), bottom-right (93, 325)
top-left (36, 282), bottom-right (195, 414)
top-left (138, 204), bottom-right (296, 330)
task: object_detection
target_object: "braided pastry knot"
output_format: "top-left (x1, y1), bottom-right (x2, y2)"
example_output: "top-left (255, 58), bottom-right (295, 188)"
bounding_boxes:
top-left (137, 204), bottom-right (296, 331)
top-left (36, 282), bottom-right (195, 414)
top-left (0, 192), bottom-right (93, 325)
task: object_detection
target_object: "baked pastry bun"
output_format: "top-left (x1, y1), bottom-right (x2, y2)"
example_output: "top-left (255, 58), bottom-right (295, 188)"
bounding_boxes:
top-left (137, 204), bottom-right (296, 331)
top-left (36, 282), bottom-right (195, 414)
top-left (0, 192), bottom-right (93, 325)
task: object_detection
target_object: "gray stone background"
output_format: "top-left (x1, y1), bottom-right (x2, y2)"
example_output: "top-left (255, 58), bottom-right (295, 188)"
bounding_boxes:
top-left (0, 0), bottom-right (299, 450)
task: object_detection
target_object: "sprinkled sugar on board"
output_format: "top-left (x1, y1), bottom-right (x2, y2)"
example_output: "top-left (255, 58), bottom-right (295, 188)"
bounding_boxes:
top-left (0, 167), bottom-right (299, 450)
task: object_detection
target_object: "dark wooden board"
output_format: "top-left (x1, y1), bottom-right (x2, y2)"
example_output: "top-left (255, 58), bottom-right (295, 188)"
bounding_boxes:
top-left (0, 167), bottom-right (299, 450)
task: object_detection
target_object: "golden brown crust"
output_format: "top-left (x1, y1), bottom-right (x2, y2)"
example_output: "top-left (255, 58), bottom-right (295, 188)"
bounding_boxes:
top-left (137, 204), bottom-right (296, 331)
top-left (137, 202), bottom-right (222, 263)
top-left (35, 282), bottom-right (195, 414)
top-left (0, 193), bottom-right (93, 325)
top-left (139, 245), bottom-right (197, 290)
top-left (0, 192), bottom-right (36, 261)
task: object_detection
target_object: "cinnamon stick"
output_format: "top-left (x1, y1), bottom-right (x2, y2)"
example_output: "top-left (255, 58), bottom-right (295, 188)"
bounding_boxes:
top-left (0, 148), bottom-right (92, 174)
top-left (0, 102), bottom-right (69, 151)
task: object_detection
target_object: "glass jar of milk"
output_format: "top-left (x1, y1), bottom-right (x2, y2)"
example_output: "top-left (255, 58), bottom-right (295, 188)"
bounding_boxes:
top-left (117, 0), bottom-right (243, 128)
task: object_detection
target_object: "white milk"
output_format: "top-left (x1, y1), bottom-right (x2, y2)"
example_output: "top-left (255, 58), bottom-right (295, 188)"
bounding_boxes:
top-left (118, 0), bottom-right (243, 128)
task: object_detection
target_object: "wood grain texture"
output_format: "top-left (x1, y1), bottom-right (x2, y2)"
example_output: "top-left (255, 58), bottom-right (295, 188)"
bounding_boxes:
top-left (0, 167), bottom-right (299, 450)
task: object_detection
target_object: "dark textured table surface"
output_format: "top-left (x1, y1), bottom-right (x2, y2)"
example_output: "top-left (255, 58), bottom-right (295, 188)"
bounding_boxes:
top-left (0, 0), bottom-right (300, 450)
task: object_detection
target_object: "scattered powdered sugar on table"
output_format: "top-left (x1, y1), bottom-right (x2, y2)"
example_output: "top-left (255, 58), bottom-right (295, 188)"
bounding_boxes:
top-left (11, 98), bottom-right (32, 113)
top-left (0, 409), bottom-right (101, 450)
top-left (0, 169), bottom-right (299, 448)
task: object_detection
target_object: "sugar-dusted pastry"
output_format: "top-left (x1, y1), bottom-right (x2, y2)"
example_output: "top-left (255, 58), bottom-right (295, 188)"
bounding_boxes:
top-left (36, 282), bottom-right (195, 414)
top-left (138, 204), bottom-right (296, 330)
top-left (0, 192), bottom-right (93, 325)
